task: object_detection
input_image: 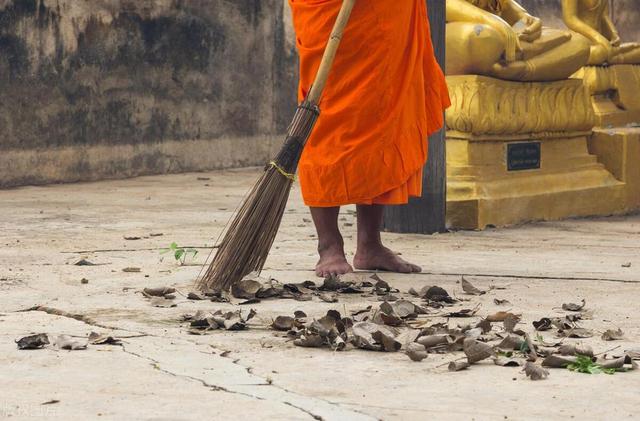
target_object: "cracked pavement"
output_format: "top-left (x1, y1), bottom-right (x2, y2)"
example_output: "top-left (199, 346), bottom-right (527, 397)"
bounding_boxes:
top-left (1, 169), bottom-right (639, 420)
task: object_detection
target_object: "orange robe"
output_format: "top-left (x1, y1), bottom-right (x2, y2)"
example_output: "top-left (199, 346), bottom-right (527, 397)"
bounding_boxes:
top-left (289, 0), bottom-right (450, 207)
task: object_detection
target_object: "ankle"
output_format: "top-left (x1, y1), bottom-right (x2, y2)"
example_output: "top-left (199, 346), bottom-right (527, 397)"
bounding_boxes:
top-left (318, 237), bottom-right (344, 254)
top-left (356, 241), bottom-right (385, 255)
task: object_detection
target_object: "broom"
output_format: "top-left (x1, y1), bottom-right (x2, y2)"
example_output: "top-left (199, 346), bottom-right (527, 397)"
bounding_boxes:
top-left (196, 0), bottom-right (357, 292)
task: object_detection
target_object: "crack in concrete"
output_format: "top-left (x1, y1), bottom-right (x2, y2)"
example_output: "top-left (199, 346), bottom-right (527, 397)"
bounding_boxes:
top-left (193, 341), bottom-right (373, 420)
top-left (17, 305), bottom-right (151, 335)
top-left (214, 350), bottom-right (373, 421)
top-left (119, 344), bottom-right (324, 421)
top-left (265, 268), bottom-right (639, 284)
top-left (17, 305), bottom-right (371, 420)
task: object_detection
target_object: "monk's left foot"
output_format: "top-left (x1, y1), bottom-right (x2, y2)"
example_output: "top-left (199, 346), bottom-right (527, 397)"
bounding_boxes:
top-left (353, 244), bottom-right (422, 273)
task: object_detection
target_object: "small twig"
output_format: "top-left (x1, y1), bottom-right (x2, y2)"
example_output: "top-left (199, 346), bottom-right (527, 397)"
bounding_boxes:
top-left (595, 345), bottom-right (622, 357)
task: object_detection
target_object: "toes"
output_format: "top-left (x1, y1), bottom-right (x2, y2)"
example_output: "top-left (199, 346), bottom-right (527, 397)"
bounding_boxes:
top-left (398, 263), bottom-right (413, 273)
top-left (411, 264), bottom-right (422, 273)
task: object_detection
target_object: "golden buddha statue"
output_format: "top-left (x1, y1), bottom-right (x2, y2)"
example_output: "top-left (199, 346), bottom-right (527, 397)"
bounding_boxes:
top-left (562, 0), bottom-right (640, 65)
top-left (446, 0), bottom-right (591, 81)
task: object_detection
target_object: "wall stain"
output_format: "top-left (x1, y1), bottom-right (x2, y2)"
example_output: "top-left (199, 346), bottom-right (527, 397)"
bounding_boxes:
top-left (0, 0), bottom-right (296, 152)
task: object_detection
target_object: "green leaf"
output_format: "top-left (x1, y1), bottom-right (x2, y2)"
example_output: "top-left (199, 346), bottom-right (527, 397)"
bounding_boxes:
top-left (174, 249), bottom-right (185, 261)
top-left (170, 242), bottom-right (178, 250)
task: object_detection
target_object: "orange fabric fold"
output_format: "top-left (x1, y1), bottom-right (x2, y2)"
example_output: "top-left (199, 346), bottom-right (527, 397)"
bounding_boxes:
top-left (289, 0), bottom-right (450, 207)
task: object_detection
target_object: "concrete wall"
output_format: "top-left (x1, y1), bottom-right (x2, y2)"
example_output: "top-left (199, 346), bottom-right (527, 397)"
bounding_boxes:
top-left (0, 0), bottom-right (298, 188)
top-left (519, 0), bottom-right (640, 42)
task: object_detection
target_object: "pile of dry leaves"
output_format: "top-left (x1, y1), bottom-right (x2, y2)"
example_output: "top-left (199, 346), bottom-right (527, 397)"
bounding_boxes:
top-left (179, 273), bottom-right (639, 380)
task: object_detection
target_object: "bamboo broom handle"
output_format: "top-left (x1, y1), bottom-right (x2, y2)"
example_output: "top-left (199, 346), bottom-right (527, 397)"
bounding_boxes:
top-left (306, 0), bottom-right (357, 104)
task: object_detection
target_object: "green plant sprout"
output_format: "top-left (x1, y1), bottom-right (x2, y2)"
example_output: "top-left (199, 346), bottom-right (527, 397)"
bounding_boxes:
top-left (567, 355), bottom-right (621, 375)
top-left (160, 242), bottom-right (198, 265)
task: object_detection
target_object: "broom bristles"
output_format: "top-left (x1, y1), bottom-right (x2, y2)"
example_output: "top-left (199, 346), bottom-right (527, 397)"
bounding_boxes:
top-left (196, 101), bottom-right (319, 292)
top-left (196, 166), bottom-right (293, 292)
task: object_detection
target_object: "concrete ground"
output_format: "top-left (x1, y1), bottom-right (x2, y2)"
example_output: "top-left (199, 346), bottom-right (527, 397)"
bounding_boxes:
top-left (1, 168), bottom-right (639, 420)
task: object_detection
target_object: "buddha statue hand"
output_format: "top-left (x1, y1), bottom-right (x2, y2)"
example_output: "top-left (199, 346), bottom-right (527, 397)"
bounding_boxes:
top-left (517, 13), bottom-right (542, 43)
top-left (610, 33), bottom-right (621, 48)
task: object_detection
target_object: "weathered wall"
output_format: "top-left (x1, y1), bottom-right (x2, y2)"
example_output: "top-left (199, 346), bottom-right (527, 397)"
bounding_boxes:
top-left (0, 0), bottom-right (298, 187)
top-left (519, 0), bottom-right (640, 42)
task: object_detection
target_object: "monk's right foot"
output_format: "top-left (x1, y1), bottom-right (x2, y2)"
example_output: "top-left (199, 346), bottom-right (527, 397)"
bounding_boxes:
top-left (315, 244), bottom-right (353, 278)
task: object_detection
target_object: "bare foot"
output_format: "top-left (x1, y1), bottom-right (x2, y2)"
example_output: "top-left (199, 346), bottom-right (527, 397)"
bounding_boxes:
top-left (315, 244), bottom-right (353, 278)
top-left (353, 244), bottom-right (421, 273)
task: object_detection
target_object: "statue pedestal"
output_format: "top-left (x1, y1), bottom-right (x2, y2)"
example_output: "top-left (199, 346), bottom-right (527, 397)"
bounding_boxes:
top-left (445, 75), bottom-right (626, 229)
top-left (573, 65), bottom-right (640, 127)
top-left (588, 127), bottom-right (640, 212)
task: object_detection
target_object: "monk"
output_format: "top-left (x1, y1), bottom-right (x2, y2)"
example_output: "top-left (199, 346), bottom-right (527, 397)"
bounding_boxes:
top-left (288, 0), bottom-right (450, 277)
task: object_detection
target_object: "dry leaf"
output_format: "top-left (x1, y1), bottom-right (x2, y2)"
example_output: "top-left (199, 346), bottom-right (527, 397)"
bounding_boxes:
top-left (448, 360), bottom-right (470, 371)
top-left (523, 362), bottom-right (549, 380)
top-left (74, 259), bottom-right (96, 266)
top-left (372, 330), bottom-right (401, 352)
top-left (88, 332), bottom-right (122, 345)
top-left (558, 343), bottom-right (594, 357)
top-left (187, 292), bottom-right (205, 300)
top-left (54, 335), bottom-right (87, 350)
top-left (494, 356), bottom-right (526, 367)
top-left (406, 343), bottom-right (428, 362)
top-left (532, 318), bottom-right (553, 331)
top-left (122, 267), bottom-right (141, 273)
top-left (476, 318), bottom-right (492, 334)
top-left (424, 286), bottom-right (456, 303)
top-left (446, 307), bottom-right (479, 318)
top-left (393, 300), bottom-right (423, 318)
top-left (542, 354), bottom-right (578, 368)
top-left (294, 310), bottom-right (308, 319)
top-left (272, 316), bottom-right (295, 331)
top-left (123, 235), bottom-right (141, 240)
top-left (524, 333), bottom-right (538, 362)
top-left (318, 292), bottom-right (338, 303)
top-left (417, 335), bottom-right (449, 349)
top-left (562, 299), bottom-right (586, 312)
top-left (463, 338), bottom-right (495, 364)
top-left (143, 287), bottom-right (176, 297)
top-left (189, 314), bottom-right (220, 331)
top-left (503, 315), bottom-right (519, 333)
top-left (294, 334), bottom-right (324, 348)
top-left (486, 312), bottom-right (520, 322)
top-left (601, 328), bottom-right (625, 341)
top-left (16, 333), bottom-right (49, 350)
top-left (379, 312), bottom-right (404, 327)
top-left (231, 278), bottom-right (262, 300)
top-left (598, 357), bottom-right (626, 370)
top-left (559, 328), bottom-right (593, 338)
top-left (41, 399), bottom-right (60, 405)
top-left (149, 297), bottom-right (177, 308)
top-left (461, 277), bottom-right (485, 295)
top-left (352, 322), bottom-right (399, 352)
top-left (497, 335), bottom-right (524, 351)
top-left (493, 298), bottom-right (510, 306)
top-left (625, 348), bottom-right (640, 360)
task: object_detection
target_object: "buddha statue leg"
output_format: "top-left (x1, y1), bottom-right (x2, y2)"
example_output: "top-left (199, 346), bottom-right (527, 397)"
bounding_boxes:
top-left (588, 43), bottom-right (610, 65)
top-left (502, 31), bottom-right (591, 81)
top-left (610, 43), bottom-right (640, 65)
top-left (446, 22), bottom-right (506, 76)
